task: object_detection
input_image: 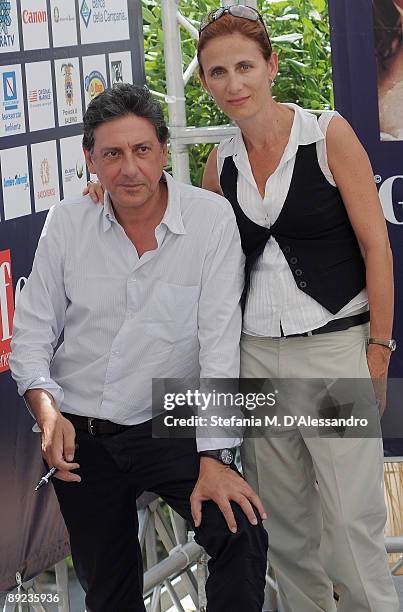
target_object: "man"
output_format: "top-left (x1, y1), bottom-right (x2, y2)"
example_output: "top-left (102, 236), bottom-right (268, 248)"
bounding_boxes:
top-left (10, 84), bottom-right (268, 612)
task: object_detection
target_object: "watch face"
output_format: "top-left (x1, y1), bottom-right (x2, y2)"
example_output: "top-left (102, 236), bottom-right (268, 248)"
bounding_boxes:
top-left (220, 449), bottom-right (234, 465)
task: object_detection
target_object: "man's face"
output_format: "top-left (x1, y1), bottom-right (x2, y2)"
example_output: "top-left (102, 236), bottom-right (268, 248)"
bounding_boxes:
top-left (84, 114), bottom-right (168, 212)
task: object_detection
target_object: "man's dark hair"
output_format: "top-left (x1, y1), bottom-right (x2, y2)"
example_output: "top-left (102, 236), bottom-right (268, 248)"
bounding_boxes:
top-left (82, 84), bottom-right (169, 152)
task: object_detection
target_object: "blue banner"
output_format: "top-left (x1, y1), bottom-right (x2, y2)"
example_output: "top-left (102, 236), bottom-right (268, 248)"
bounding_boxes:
top-left (328, 0), bottom-right (403, 451)
top-left (0, 0), bottom-right (145, 591)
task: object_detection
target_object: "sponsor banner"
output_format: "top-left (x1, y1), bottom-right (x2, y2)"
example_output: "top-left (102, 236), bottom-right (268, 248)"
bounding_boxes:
top-left (31, 140), bottom-right (60, 212)
top-left (0, 0), bottom-right (20, 53)
top-left (0, 248), bottom-right (14, 373)
top-left (0, 64), bottom-right (25, 137)
top-left (79, 0), bottom-right (129, 45)
top-left (54, 57), bottom-right (83, 127)
top-left (25, 61), bottom-right (55, 132)
top-left (109, 51), bottom-right (133, 85)
top-left (328, 0), bottom-right (403, 381)
top-left (20, 0), bottom-right (49, 51)
top-left (50, 0), bottom-right (77, 48)
top-left (60, 134), bottom-right (87, 198)
top-left (0, 0), bottom-right (144, 591)
top-left (82, 54), bottom-right (107, 108)
top-left (0, 146), bottom-right (31, 220)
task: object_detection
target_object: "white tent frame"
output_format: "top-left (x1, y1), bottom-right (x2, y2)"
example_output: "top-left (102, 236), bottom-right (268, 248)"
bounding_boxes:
top-left (159, 0), bottom-right (248, 183)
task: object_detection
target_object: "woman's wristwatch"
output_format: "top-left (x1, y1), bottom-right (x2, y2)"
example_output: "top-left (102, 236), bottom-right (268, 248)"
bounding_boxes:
top-left (199, 449), bottom-right (235, 465)
top-left (367, 338), bottom-right (397, 352)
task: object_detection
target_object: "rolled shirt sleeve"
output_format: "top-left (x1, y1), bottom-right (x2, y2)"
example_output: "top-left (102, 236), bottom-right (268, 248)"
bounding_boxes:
top-left (196, 202), bottom-right (245, 452)
top-left (10, 204), bottom-right (68, 412)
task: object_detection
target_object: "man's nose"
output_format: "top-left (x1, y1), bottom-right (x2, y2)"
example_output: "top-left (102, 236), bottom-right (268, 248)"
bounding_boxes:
top-left (120, 153), bottom-right (139, 176)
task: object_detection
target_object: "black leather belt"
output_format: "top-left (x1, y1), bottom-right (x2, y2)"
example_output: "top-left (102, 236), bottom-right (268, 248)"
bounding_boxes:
top-left (280, 311), bottom-right (370, 338)
top-left (63, 413), bottom-right (134, 436)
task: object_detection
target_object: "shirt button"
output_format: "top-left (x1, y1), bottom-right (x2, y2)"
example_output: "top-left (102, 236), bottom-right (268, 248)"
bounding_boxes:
top-left (112, 350), bottom-right (120, 356)
top-left (295, 269), bottom-right (302, 276)
top-left (299, 281), bottom-right (307, 289)
top-left (290, 257), bottom-right (298, 264)
top-left (284, 246), bottom-right (291, 254)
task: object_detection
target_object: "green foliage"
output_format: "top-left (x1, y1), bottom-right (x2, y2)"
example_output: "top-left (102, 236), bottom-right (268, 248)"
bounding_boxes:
top-left (142, 0), bottom-right (333, 184)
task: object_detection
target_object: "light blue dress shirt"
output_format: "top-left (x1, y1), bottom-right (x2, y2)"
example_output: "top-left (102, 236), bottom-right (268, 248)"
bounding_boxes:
top-left (10, 172), bottom-right (244, 450)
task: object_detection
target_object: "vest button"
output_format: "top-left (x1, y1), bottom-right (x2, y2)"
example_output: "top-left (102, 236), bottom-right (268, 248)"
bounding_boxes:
top-left (290, 257), bottom-right (298, 264)
top-left (284, 246), bottom-right (291, 253)
top-left (295, 269), bottom-right (302, 276)
top-left (299, 281), bottom-right (307, 288)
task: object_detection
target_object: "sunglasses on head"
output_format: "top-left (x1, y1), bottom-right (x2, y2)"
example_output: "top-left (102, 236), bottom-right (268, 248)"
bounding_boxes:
top-left (199, 4), bottom-right (271, 44)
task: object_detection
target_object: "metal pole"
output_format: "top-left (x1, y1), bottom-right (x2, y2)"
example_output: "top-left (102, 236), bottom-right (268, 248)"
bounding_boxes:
top-left (160, 0), bottom-right (191, 183)
top-left (143, 541), bottom-right (202, 594)
top-left (386, 536), bottom-right (403, 553)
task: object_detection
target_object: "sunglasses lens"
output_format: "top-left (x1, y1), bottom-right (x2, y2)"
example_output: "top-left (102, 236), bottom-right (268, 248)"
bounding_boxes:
top-left (230, 6), bottom-right (259, 21)
top-left (199, 5), bottom-right (268, 36)
top-left (215, 7), bottom-right (225, 20)
top-left (200, 7), bottom-right (225, 32)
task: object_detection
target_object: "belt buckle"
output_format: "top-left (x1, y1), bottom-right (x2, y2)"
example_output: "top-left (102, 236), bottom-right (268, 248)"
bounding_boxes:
top-left (88, 417), bottom-right (96, 435)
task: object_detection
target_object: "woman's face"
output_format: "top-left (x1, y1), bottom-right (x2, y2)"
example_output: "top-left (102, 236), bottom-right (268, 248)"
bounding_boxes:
top-left (199, 33), bottom-right (277, 122)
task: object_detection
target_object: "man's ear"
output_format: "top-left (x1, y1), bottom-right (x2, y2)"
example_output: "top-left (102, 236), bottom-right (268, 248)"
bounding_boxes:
top-left (161, 143), bottom-right (168, 167)
top-left (83, 148), bottom-right (96, 175)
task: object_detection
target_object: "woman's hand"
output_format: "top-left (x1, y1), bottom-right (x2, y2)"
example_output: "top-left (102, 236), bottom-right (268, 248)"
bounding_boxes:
top-left (82, 180), bottom-right (105, 204)
top-left (367, 343), bottom-right (391, 416)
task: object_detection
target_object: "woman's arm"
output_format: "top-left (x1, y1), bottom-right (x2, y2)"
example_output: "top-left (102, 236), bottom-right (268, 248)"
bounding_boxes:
top-left (326, 115), bottom-right (394, 385)
top-left (202, 146), bottom-right (222, 194)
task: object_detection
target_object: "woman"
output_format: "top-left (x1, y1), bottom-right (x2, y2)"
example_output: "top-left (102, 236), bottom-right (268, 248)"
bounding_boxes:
top-left (86, 6), bottom-right (398, 611)
top-left (373, 0), bottom-right (403, 140)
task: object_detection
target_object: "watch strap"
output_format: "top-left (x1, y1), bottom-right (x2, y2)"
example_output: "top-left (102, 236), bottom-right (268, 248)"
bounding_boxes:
top-left (199, 448), bottom-right (235, 465)
top-left (367, 338), bottom-right (396, 351)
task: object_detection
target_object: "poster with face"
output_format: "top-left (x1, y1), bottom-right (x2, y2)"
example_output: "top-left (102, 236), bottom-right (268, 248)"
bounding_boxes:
top-left (329, 0), bottom-right (403, 448)
top-left (373, 0), bottom-right (403, 141)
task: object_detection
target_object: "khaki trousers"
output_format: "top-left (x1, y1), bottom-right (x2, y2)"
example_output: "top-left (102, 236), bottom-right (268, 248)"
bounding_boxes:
top-left (240, 324), bottom-right (399, 612)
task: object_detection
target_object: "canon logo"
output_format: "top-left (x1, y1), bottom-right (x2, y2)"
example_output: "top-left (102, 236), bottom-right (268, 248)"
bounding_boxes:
top-left (23, 10), bottom-right (48, 24)
top-left (378, 176), bottom-right (403, 226)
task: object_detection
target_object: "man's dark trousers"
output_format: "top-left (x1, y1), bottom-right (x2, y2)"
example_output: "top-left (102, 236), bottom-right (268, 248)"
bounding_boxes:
top-left (52, 419), bottom-right (268, 612)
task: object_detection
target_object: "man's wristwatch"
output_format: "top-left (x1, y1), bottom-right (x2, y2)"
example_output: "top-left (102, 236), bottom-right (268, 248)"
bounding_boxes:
top-left (367, 338), bottom-right (397, 352)
top-left (199, 448), bottom-right (235, 465)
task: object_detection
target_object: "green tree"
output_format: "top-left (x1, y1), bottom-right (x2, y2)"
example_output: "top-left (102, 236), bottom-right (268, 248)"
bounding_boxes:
top-left (142, 0), bottom-right (333, 185)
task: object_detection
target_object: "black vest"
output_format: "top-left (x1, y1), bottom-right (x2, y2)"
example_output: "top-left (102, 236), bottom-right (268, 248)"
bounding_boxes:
top-left (220, 142), bottom-right (366, 314)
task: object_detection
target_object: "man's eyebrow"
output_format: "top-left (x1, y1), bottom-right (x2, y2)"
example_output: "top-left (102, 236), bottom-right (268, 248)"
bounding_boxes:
top-left (100, 146), bottom-right (120, 153)
top-left (99, 141), bottom-right (154, 152)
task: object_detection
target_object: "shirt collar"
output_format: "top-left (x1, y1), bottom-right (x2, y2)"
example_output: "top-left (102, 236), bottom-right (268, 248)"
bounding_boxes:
top-left (160, 171), bottom-right (186, 235)
top-left (280, 103), bottom-right (325, 164)
top-left (102, 170), bottom-right (186, 236)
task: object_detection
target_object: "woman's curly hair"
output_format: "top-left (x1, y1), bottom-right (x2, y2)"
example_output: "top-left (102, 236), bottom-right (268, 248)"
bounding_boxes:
top-left (373, 0), bottom-right (403, 70)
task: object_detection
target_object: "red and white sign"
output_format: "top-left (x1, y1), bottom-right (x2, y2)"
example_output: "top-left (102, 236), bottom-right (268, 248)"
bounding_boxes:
top-left (21, 0), bottom-right (50, 51)
top-left (0, 250), bottom-right (15, 374)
